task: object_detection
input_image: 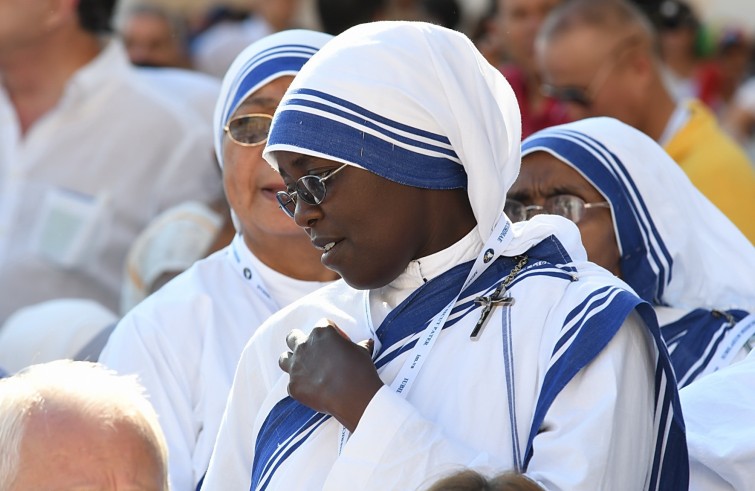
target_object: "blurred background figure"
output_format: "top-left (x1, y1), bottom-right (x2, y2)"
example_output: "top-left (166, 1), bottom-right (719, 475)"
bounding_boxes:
top-left (486, 0), bottom-right (570, 138)
top-left (119, 3), bottom-right (192, 68)
top-left (726, 76), bottom-right (755, 162)
top-left (315, 0), bottom-right (387, 35)
top-left (0, 0), bottom-right (222, 325)
top-left (0, 299), bottom-right (117, 375)
top-left (191, 0), bottom-right (302, 78)
top-left (697, 27), bottom-right (752, 116)
top-left (0, 360), bottom-right (168, 491)
top-left (648, 1), bottom-right (753, 117)
top-left (653, 0), bottom-right (709, 102)
top-left (420, 0), bottom-right (462, 31)
top-left (536, 0), bottom-right (755, 242)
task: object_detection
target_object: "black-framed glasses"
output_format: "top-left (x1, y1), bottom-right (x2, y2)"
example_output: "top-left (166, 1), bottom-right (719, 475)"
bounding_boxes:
top-left (223, 113), bottom-right (273, 146)
top-left (540, 36), bottom-right (641, 108)
top-left (505, 195), bottom-right (610, 223)
top-left (276, 164), bottom-right (349, 218)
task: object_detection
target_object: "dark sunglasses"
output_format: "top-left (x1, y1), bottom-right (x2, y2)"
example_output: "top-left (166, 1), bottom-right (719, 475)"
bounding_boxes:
top-left (223, 113), bottom-right (273, 146)
top-left (276, 164), bottom-right (349, 218)
top-left (505, 195), bottom-right (610, 223)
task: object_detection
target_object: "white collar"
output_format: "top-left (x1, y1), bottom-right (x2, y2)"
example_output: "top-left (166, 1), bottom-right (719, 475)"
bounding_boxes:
top-left (369, 227), bottom-right (483, 328)
top-left (228, 233), bottom-right (333, 310)
top-left (658, 99), bottom-right (692, 146)
top-left (390, 226), bottom-right (483, 290)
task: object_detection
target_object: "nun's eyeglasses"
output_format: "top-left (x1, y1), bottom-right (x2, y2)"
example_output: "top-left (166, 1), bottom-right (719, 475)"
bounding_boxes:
top-left (505, 195), bottom-right (610, 223)
top-left (276, 164), bottom-right (349, 218)
top-left (224, 113), bottom-right (272, 146)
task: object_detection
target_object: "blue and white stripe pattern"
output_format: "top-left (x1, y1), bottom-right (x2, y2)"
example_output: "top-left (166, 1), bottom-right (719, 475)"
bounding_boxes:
top-left (522, 127), bottom-right (673, 305)
top-left (250, 234), bottom-right (688, 491)
top-left (264, 21), bottom-right (522, 239)
top-left (523, 289), bottom-right (688, 490)
top-left (212, 30), bottom-right (333, 167)
top-left (663, 309), bottom-right (750, 387)
top-left (522, 118), bottom-right (755, 386)
top-left (521, 117), bottom-right (755, 313)
top-left (267, 88), bottom-right (467, 189)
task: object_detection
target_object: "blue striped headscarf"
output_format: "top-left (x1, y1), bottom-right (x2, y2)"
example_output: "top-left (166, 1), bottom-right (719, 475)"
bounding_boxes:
top-left (213, 29), bottom-right (334, 168)
top-left (263, 21), bottom-right (523, 242)
top-left (522, 117), bottom-right (755, 312)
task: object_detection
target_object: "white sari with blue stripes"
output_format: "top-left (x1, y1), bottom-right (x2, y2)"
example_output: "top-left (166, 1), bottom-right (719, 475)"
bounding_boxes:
top-left (202, 225), bottom-right (687, 490)
top-left (522, 118), bottom-right (755, 388)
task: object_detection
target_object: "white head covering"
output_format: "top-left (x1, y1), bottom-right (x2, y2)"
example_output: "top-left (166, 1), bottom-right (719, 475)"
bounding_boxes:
top-left (264, 21), bottom-right (532, 243)
top-left (522, 117), bottom-right (755, 311)
top-left (0, 299), bottom-right (117, 374)
top-left (213, 29), bottom-right (334, 168)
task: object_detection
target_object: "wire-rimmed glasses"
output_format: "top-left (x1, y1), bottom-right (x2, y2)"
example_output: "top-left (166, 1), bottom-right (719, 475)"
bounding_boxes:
top-left (505, 195), bottom-right (610, 223)
top-left (276, 164), bottom-right (349, 218)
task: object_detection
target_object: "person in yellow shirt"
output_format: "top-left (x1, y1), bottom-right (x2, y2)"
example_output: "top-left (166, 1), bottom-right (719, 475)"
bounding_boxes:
top-left (664, 99), bottom-right (755, 240)
top-left (536, 0), bottom-right (755, 242)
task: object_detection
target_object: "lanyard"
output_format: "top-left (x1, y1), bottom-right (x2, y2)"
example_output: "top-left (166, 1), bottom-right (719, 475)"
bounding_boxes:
top-left (228, 233), bottom-right (279, 313)
top-left (697, 313), bottom-right (755, 381)
top-left (339, 212), bottom-right (515, 453)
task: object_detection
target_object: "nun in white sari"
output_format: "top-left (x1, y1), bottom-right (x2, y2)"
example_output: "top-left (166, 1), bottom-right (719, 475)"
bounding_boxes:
top-left (202, 22), bottom-right (687, 491)
top-left (520, 118), bottom-right (755, 388)
top-left (99, 30), bottom-right (337, 491)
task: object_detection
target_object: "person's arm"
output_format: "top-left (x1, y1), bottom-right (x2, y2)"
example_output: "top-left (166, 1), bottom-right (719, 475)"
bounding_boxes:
top-left (321, 312), bottom-right (655, 490)
top-left (201, 331), bottom-right (280, 491)
top-left (99, 313), bottom-right (199, 491)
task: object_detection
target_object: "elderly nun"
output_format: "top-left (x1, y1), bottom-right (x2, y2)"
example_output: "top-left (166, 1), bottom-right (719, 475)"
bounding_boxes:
top-left (201, 22), bottom-right (687, 491)
top-left (517, 117), bottom-right (755, 388)
top-left (515, 116), bottom-right (755, 491)
top-left (98, 29), bottom-right (337, 491)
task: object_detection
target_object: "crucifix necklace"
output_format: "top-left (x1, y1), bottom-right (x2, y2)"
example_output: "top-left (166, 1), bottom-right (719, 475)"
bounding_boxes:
top-left (470, 255), bottom-right (528, 340)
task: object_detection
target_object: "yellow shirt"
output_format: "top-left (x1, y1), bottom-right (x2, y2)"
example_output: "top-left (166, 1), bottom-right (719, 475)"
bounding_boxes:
top-left (665, 100), bottom-right (755, 243)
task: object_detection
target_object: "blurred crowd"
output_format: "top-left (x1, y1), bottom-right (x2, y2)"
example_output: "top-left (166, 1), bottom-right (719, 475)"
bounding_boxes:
top-left (1, 0), bottom-right (754, 490)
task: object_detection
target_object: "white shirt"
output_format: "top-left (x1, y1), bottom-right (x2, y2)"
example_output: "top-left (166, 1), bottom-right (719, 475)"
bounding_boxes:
top-left (99, 233), bottom-right (332, 491)
top-left (135, 66), bottom-right (221, 123)
top-left (0, 40), bottom-right (222, 322)
top-left (202, 231), bottom-right (657, 491)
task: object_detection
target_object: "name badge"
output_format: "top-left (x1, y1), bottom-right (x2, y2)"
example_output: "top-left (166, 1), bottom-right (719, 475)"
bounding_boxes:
top-left (31, 187), bottom-right (107, 268)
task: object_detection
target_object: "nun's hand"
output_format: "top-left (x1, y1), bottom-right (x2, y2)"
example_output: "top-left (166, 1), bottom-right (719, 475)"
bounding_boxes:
top-left (279, 319), bottom-right (382, 432)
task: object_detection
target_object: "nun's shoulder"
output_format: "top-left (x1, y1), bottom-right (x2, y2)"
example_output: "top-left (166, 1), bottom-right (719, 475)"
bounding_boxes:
top-left (250, 279), bottom-right (361, 342)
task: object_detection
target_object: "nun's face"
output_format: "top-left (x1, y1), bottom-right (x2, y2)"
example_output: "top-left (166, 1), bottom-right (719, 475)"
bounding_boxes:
top-left (510, 151), bottom-right (622, 277)
top-left (275, 152), bottom-right (475, 290)
top-left (222, 76), bottom-right (303, 240)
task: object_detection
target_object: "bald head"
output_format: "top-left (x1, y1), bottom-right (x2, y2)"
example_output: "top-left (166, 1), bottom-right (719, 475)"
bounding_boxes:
top-left (538, 0), bottom-right (655, 48)
top-left (0, 361), bottom-right (168, 491)
top-left (535, 0), bottom-right (674, 138)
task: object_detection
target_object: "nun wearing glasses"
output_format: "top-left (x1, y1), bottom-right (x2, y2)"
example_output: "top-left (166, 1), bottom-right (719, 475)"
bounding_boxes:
top-left (515, 117), bottom-right (755, 389)
top-left (515, 117), bottom-right (755, 491)
top-left (98, 30), bottom-right (338, 491)
top-left (201, 22), bottom-right (687, 491)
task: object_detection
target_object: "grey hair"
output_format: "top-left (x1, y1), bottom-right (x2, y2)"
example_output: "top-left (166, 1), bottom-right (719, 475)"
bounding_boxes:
top-left (537, 0), bottom-right (657, 52)
top-left (0, 360), bottom-right (169, 491)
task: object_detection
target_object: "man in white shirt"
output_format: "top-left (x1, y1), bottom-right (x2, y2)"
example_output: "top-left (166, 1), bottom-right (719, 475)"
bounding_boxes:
top-left (0, 0), bottom-right (222, 323)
